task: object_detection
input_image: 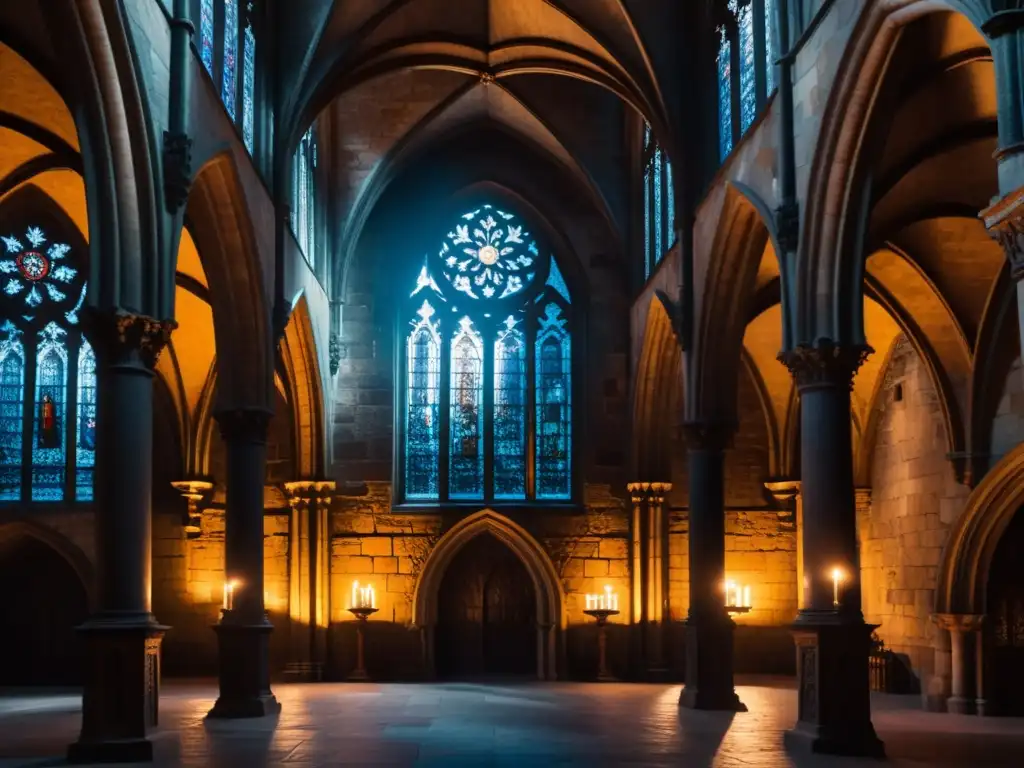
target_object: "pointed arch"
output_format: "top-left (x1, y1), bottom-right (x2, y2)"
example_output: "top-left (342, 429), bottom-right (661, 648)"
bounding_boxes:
top-left (279, 293), bottom-right (327, 479)
top-left (412, 509), bottom-right (565, 680)
top-left (0, 519), bottom-right (94, 606)
top-left (187, 153), bottom-right (273, 411)
top-left (632, 293), bottom-right (682, 481)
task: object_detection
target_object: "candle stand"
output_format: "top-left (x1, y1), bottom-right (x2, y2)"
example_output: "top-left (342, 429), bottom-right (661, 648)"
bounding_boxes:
top-left (347, 606), bottom-right (378, 681)
top-left (584, 607), bottom-right (620, 682)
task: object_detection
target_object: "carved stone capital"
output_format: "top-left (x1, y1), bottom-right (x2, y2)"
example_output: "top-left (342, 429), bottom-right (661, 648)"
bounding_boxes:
top-left (214, 408), bottom-right (273, 445)
top-left (171, 479), bottom-right (214, 538)
top-left (329, 332), bottom-right (343, 377)
top-left (778, 341), bottom-right (872, 391)
top-left (162, 130), bottom-right (193, 213)
top-left (627, 481), bottom-right (650, 505)
top-left (84, 309), bottom-right (177, 369)
top-left (764, 479), bottom-right (800, 509)
top-left (283, 479), bottom-right (336, 508)
top-left (775, 200), bottom-right (800, 255)
top-left (981, 186), bottom-right (1024, 281)
top-left (932, 613), bottom-right (985, 633)
top-left (681, 423), bottom-right (734, 452)
top-left (628, 481), bottom-right (672, 504)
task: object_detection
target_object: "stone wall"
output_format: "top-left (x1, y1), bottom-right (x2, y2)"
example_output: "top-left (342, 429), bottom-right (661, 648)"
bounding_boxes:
top-left (862, 339), bottom-right (970, 706)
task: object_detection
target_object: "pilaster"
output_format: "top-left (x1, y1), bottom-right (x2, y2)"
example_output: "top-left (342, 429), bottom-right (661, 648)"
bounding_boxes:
top-left (283, 479), bottom-right (336, 679)
top-left (69, 311), bottom-right (175, 764)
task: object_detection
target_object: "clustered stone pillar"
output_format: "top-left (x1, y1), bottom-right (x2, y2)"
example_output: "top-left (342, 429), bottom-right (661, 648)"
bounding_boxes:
top-left (207, 408), bottom-right (281, 719)
top-left (627, 481), bottom-right (672, 677)
top-left (68, 313), bottom-right (175, 764)
top-left (679, 424), bottom-right (744, 711)
top-left (779, 342), bottom-right (884, 757)
top-left (283, 480), bottom-right (335, 679)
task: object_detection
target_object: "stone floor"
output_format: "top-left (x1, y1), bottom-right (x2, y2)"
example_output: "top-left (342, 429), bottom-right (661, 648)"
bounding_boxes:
top-left (1, 678), bottom-right (1023, 767)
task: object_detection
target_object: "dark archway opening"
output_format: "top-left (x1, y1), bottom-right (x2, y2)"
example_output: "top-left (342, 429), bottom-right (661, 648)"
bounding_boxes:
top-left (988, 508), bottom-right (1024, 715)
top-left (435, 533), bottom-right (537, 680)
top-left (0, 536), bottom-right (88, 685)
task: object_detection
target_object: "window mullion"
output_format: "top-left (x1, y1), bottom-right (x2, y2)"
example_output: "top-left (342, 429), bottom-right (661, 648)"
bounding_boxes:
top-left (19, 335), bottom-right (35, 503)
top-left (439, 333), bottom-right (451, 502)
top-left (752, 0), bottom-right (768, 110)
top-left (483, 328), bottom-right (495, 502)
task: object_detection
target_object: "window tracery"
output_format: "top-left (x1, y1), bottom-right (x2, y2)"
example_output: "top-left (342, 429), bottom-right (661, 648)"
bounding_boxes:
top-left (642, 123), bottom-right (675, 278)
top-left (401, 204), bottom-right (573, 504)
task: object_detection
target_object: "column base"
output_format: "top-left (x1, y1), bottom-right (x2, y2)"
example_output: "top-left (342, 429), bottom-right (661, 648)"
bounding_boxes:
top-left (67, 614), bottom-right (167, 764)
top-left (787, 613), bottom-right (885, 758)
top-left (948, 696), bottom-right (975, 715)
top-left (679, 613), bottom-right (747, 712)
top-left (207, 615), bottom-right (281, 720)
top-left (347, 668), bottom-right (370, 682)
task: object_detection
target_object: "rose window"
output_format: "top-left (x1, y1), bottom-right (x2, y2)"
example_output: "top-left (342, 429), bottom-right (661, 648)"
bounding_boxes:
top-left (440, 205), bottom-right (538, 300)
top-left (1, 226), bottom-right (82, 317)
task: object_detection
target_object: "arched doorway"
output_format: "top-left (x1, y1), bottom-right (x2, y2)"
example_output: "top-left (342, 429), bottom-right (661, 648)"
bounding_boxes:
top-left (0, 535), bottom-right (89, 685)
top-left (436, 533), bottom-right (537, 679)
top-left (987, 508), bottom-right (1024, 715)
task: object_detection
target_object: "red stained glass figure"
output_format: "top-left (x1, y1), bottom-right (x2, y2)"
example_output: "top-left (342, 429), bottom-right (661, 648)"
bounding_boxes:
top-left (38, 392), bottom-right (60, 448)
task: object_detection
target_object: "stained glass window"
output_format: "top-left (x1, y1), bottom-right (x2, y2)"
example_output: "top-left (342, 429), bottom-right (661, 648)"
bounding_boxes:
top-left (642, 123), bottom-right (674, 276)
top-left (536, 304), bottom-right (571, 500)
top-left (401, 205), bottom-right (574, 503)
top-left (738, 2), bottom-right (756, 132)
top-left (32, 322), bottom-right (67, 501)
top-left (765, 0), bottom-right (777, 95)
top-left (292, 128), bottom-right (316, 266)
top-left (0, 222), bottom-right (91, 503)
top-left (494, 316), bottom-right (526, 500)
top-left (0, 322), bottom-right (24, 501)
top-left (200, 0), bottom-right (215, 75)
top-left (221, 0), bottom-right (238, 119)
top-left (449, 317), bottom-right (484, 499)
top-left (75, 340), bottom-right (96, 501)
top-left (242, 20), bottom-right (256, 154)
top-left (718, 25), bottom-right (733, 160)
top-left (643, 161), bottom-right (652, 279)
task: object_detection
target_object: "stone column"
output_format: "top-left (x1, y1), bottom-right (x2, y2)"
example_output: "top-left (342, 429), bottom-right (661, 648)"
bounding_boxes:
top-left (628, 481), bottom-right (672, 677)
top-left (779, 342), bottom-right (884, 757)
top-left (981, 10), bottom-right (1024, 357)
top-left (628, 482), bottom-right (647, 673)
top-left (283, 480), bottom-right (335, 679)
top-left (933, 614), bottom-right (985, 715)
top-left (679, 424), bottom-right (744, 711)
top-left (68, 313), bottom-right (175, 764)
top-left (207, 408), bottom-right (281, 719)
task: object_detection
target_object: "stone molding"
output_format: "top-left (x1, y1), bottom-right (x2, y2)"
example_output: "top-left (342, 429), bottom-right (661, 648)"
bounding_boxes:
top-left (764, 479), bottom-right (800, 509)
top-left (283, 479), bottom-right (336, 508)
top-left (171, 479), bottom-right (214, 537)
top-left (980, 186), bottom-right (1024, 281)
top-left (626, 481), bottom-right (672, 504)
top-left (84, 309), bottom-right (177, 369)
top-left (932, 613), bottom-right (985, 633)
top-left (214, 408), bottom-right (273, 445)
top-left (778, 341), bottom-right (872, 391)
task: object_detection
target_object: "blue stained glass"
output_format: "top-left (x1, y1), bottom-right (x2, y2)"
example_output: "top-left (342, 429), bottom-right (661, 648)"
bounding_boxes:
top-left (535, 304), bottom-right (571, 500)
top-left (0, 322), bottom-right (24, 501)
top-left (739, 3), bottom-right (757, 132)
top-left (449, 317), bottom-right (484, 499)
top-left (75, 339), bottom-right (95, 501)
top-left (546, 260), bottom-right (571, 304)
top-left (440, 205), bottom-right (538, 300)
top-left (765, 0), bottom-right (777, 94)
top-left (32, 322), bottom-right (67, 501)
top-left (654, 147), bottom-right (663, 260)
top-left (718, 26), bottom-right (733, 160)
top-left (494, 317), bottom-right (526, 500)
top-left (200, 0), bottom-right (214, 74)
top-left (293, 130), bottom-right (315, 264)
top-left (665, 157), bottom-right (675, 251)
top-left (643, 163), bottom-right (652, 277)
top-left (222, 0), bottom-right (238, 119)
top-left (242, 22), bottom-right (256, 154)
top-left (405, 301), bottom-right (440, 499)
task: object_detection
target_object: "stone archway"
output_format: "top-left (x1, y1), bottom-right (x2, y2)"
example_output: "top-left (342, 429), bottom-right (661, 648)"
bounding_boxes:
top-left (412, 509), bottom-right (565, 680)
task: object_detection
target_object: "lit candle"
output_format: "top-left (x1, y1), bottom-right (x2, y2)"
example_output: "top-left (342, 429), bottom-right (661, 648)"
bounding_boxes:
top-left (223, 581), bottom-right (236, 610)
top-left (743, 585), bottom-right (751, 609)
top-left (352, 581), bottom-right (359, 609)
top-left (223, 582), bottom-right (229, 610)
top-left (604, 585), bottom-right (613, 612)
top-left (832, 568), bottom-right (842, 608)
